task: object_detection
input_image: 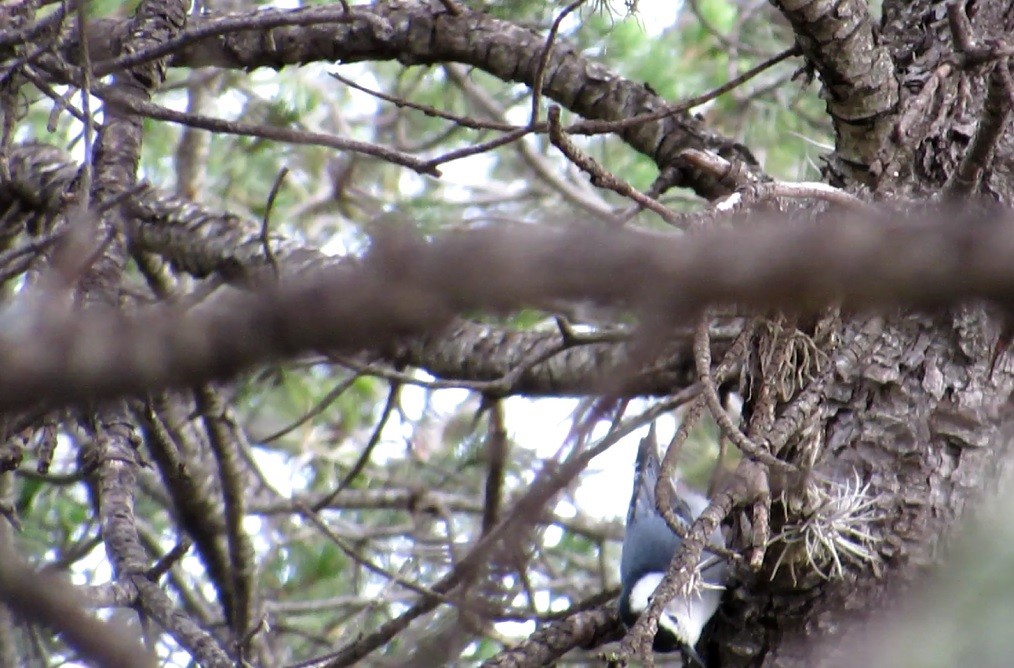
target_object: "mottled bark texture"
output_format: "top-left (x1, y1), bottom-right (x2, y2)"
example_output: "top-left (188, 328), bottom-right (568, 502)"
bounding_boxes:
top-left (1, 143), bottom-right (712, 399)
top-left (716, 312), bottom-right (1014, 667)
top-left (481, 606), bottom-right (624, 667)
top-left (67, 0), bottom-right (761, 200)
top-left (1, 0), bottom-right (1013, 664)
top-left (769, 0), bottom-right (899, 185)
top-left (716, 0), bottom-right (1014, 665)
top-left (880, 0), bottom-right (1014, 197)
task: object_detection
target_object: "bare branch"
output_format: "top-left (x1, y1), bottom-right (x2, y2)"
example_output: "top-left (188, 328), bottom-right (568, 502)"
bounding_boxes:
top-left (770, 0), bottom-right (899, 182)
top-left (695, 312), bottom-right (794, 470)
top-left (1, 213), bottom-right (1014, 411)
top-left (945, 61), bottom-right (1014, 197)
top-left (547, 105), bottom-right (687, 227)
top-left (480, 605), bottom-right (622, 667)
top-left (67, 1), bottom-right (763, 198)
top-left (0, 544), bottom-right (156, 668)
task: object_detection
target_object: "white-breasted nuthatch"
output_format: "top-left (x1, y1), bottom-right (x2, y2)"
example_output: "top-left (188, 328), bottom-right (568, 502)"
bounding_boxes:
top-left (618, 428), bottom-right (727, 666)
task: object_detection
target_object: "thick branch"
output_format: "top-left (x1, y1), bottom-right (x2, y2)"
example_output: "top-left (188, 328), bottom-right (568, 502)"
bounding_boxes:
top-left (480, 606), bottom-right (622, 667)
top-left (68, 1), bottom-right (761, 199)
top-left (0, 544), bottom-right (156, 668)
top-left (399, 321), bottom-right (704, 396)
top-left (0, 212), bottom-right (1013, 411)
top-left (1, 143), bottom-right (714, 397)
top-left (770, 0), bottom-right (899, 182)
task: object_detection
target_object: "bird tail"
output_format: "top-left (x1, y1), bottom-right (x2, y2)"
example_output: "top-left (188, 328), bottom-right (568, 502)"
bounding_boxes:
top-left (627, 424), bottom-right (662, 525)
top-left (628, 424), bottom-right (698, 527)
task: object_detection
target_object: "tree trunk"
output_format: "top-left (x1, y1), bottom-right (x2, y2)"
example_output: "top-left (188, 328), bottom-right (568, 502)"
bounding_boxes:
top-left (2, 0), bottom-right (1013, 665)
top-left (725, 0), bottom-right (1014, 663)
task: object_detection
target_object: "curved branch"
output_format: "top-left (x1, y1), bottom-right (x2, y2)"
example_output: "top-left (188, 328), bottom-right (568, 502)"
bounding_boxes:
top-left (770, 0), bottom-right (899, 182)
top-left (400, 320), bottom-right (705, 397)
top-left (0, 544), bottom-right (156, 668)
top-left (1, 143), bottom-right (717, 397)
top-left (0, 204), bottom-right (1014, 411)
top-left (68, 1), bottom-right (763, 199)
top-left (480, 605), bottom-right (622, 667)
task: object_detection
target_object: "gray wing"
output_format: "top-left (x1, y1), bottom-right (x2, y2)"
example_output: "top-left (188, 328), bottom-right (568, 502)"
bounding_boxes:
top-left (622, 426), bottom-right (699, 584)
top-left (622, 425), bottom-right (729, 581)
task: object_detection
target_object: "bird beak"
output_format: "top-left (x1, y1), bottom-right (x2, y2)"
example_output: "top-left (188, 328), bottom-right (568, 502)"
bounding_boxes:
top-left (684, 644), bottom-right (706, 667)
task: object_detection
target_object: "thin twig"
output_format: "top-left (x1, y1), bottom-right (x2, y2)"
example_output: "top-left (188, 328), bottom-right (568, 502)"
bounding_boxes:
top-left (567, 44), bottom-right (801, 136)
top-left (547, 106), bottom-right (687, 227)
top-left (424, 126), bottom-right (533, 169)
top-left (145, 539), bottom-right (192, 582)
top-left (261, 166), bottom-right (288, 279)
top-left (257, 371), bottom-right (364, 444)
top-left (328, 70), bottom-right (516, 132)
top-left (94, 86), bottom-right (440, 176)
top-left (311, 381), bottom-right (400, 512)
top-left (531, 0), bottom-right (585, 124)
top-left (695, 313), bottom-right (795, 470)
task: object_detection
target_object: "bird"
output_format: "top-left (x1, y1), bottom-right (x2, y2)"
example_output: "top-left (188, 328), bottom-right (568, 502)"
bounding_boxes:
top-left (618, 427), bottom-right (727, 667)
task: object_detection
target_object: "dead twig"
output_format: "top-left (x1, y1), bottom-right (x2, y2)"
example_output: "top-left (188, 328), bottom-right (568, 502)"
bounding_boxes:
top-left (547, 106), bottom-right (688, 227)
top-left (695, 313), bottom-right (796, 471)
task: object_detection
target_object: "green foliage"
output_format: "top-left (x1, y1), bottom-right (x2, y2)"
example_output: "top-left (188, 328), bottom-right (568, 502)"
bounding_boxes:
top-left (697, 0), bottom-right (738, 33)
top-left (86, 0), bottom-right (136, 18)
top-left (8, 2), bottom-right (830, 665)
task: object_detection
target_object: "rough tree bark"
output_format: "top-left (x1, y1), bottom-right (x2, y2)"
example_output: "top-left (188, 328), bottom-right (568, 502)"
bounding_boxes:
top-left (719, 0), bottom-right (1014, 665)
top-left (2, 0), bottom-right (1014, 666)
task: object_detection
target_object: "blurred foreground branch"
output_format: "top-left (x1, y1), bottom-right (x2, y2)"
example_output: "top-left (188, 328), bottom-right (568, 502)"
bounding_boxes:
top-left (1, 211), bottom-right (1013, 411)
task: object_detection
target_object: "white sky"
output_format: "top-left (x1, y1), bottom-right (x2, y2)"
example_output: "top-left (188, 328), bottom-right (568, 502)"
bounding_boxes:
top-left (45, 2), bottom-right (692, 664)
